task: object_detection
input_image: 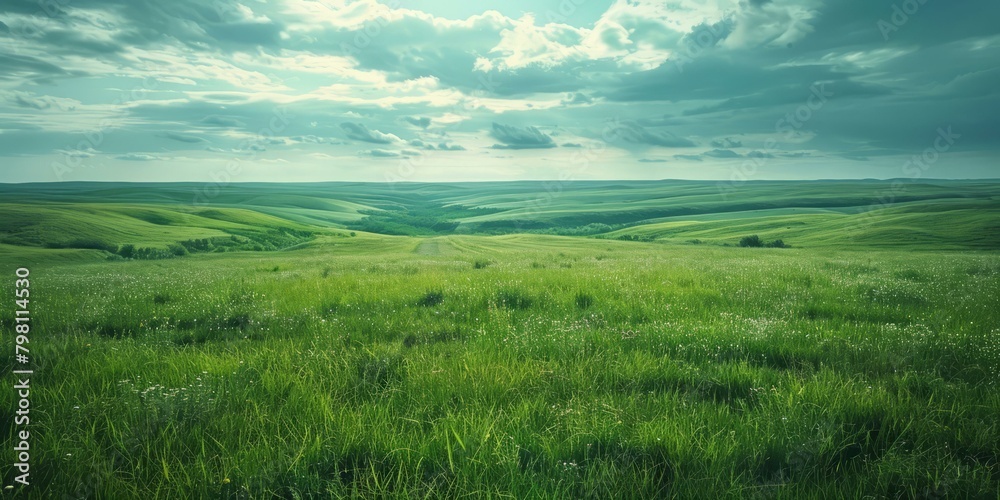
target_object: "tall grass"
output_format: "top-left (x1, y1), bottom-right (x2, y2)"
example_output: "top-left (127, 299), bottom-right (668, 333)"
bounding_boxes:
top-left (1, 240), bottom-right (998, 498)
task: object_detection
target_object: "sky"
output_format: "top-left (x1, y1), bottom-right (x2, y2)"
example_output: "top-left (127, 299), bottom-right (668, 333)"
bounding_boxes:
top-left (0, 0), bottom-right (998, 183)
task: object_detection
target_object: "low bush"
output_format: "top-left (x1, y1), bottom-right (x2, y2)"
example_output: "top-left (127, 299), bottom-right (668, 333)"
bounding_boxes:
top-left (417, 290), bottom-right (445, 307)
top-left (739, 235), bottom-right (790, 248)
top-left (495, 288), bottom-right (534, 310)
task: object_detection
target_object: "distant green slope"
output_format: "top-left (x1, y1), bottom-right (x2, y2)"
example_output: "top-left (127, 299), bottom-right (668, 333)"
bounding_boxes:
top-left (0, 180), bottom-right (997, 256)
top-left (608, 198), bottom-right (1000, 250)
top-left (0, 203), bottom-right (331, 259)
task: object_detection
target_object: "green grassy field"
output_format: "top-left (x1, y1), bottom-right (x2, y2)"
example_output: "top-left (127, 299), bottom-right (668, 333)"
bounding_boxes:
top-left (1, 181), bottom-right (999, 498)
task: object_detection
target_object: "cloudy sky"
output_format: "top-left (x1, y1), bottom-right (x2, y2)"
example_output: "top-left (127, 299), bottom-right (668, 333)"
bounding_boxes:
top-left (1, 0), bottom-right (997, 182)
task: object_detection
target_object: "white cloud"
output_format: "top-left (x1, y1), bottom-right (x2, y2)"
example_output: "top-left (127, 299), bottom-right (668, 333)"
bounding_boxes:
top-left (723, 0), bottom-right (823, 48)
top-left (487, 15), bottom-right (584, 70)
top-left (341, 122), bottom-right (403, 144)
top-left (116, 153), bottom-right (164, 161)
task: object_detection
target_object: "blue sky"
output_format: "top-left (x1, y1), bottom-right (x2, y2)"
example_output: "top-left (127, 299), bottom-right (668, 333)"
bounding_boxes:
top-left (0, 0), bottom-right (997, 182)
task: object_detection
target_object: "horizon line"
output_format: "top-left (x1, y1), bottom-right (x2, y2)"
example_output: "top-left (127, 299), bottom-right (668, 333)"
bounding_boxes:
top-left (2, 178), bottom-right (1000, 186)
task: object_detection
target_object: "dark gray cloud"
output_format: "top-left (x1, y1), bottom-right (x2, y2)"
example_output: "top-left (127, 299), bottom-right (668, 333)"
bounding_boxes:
top-left (7, 92), bottom-right (76, 111)
top-left (0, 52), bottom-right (76, 82)
top-left (365, 149), bottom-right (401, 157)
top-left (615, 122), bottom-right (696, 148)
top-left (793, 0), bottom-right (1000, 52)
top-left (341, 123), bottom-right (400, 144)
top-left (673, 149), bottom-right (786, 161)
top-left (673, 154), bottom-right (703, 161)
top-left (116, 153), bottom-right (163, 161)
top-left (409, 139), bottom-right (467, 151)
top-left (35, 28), bottom-right (125, 56)
top-left (404, 116), bottom-right (432, 129)
top-left (562, 93), bottom-right (593, 105)
top-left (490, 123), bottom-right (556, 149)
top-left (681, 79), bottom-right (890, 117)
top-left (201, 115), bottom-right (244, 128)
top-left (711, 137), bottom-right (743, 148)
top-left (3, 0), bottom-right (286, 63)
top-left (703, 149), bottom-right (741, 158)
top-left (163, 132), bottom-right (205, 143)
top-left (12, 94), bottom-right (50, 110)
top-left (610, 57), bottom-right (850, 104)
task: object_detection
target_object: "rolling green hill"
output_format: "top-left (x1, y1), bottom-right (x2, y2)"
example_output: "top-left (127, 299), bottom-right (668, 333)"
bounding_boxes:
top-left (0, 202), bottom-right (327, 262)
top-left (608, 198), bottom-right (1000, 250)
top-left (0, 180), bottom-right (997, 259)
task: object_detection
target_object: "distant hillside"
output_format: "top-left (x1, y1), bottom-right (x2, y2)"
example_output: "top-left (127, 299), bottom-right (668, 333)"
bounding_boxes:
top-left (0, 203), bottom-right (328, 260)
top-left (0, 180), bottom-right (997, 256)
top-left (606, 198), bottom-right (1000, 250)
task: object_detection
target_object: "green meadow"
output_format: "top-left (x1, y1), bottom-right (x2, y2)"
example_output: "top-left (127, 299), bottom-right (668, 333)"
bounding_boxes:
top-left (1, 181), bottom-right (999, 498)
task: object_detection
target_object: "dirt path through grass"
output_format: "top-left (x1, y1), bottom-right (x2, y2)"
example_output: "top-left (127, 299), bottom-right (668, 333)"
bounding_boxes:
top-left (414, 238), bottom-right (441, 255)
